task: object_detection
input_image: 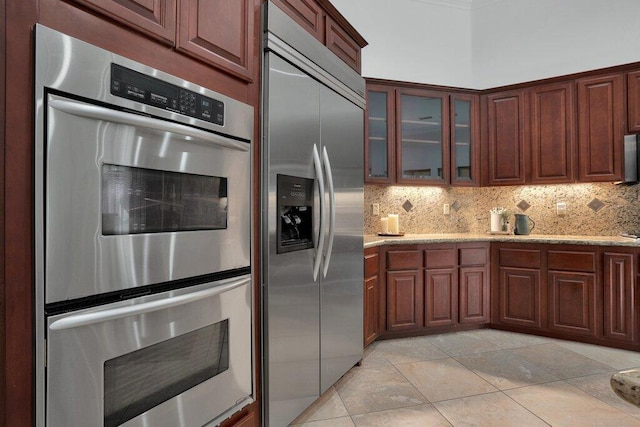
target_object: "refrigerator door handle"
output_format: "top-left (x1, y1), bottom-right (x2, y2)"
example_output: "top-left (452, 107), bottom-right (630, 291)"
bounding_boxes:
top-left (312, 144), bottom-right (326, 281)
top-left (321, 146), bottom-right (335, 278)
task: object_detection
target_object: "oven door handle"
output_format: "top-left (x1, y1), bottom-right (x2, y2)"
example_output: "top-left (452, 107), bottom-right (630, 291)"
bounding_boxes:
top-left (48, 98), bottom-right (250, 152)
top-left (321, 146), bottom-right (335, 278)
top-left (49, 275), bottom-right (251, 331)
top-left (312, 143), bottom-right (325, 281)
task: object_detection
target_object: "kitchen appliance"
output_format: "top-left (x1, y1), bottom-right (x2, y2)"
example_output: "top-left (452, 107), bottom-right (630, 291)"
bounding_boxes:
top-left (35, 25), bottom-right (254, 426)
top-left (618, 134), bottom-right (640, 184)
top-left (514, 213), bottom-right (536, 235)
top-left (261, 3), bottom-right (366, 426)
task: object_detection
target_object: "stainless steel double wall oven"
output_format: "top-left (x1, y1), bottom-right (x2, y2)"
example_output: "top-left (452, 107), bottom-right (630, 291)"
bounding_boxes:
top-left (35, 25), bottom-right (254, 426)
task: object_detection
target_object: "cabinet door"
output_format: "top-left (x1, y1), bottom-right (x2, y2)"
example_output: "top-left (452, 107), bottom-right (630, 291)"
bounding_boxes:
top-left (271, 0), bottom-right (324, 42)
top-left (450, 94), bottom-right (480, 187)
top-left (529, 81), bottom-right (575, 184)
top-left (364, 276), bottom-right (380, 346)
top-left (459, 266), bottom-right (489, 324)
top-left (397, 89), bottom-right (449, 185)
top-left (627, 70), bottom-right (640, 134)
top-left (577, 73), bottom-right (624, 182)
top-left (424, 268), bottom-right (457, 328)
top-left (365, 84), bottom-right (395, 183)
top-left (498, 267), bottom-right (543, 328)
top-left (386, 270), bottom-right (424, 331)
top-left (548, 271), bottom-right (598, 337)
top-left (483, 90), bottom-right (527, 185)
top-left (325, 15), bottom-right (361, 72)
top-left (603, 252), bottom-right (636, 342)
top-left (177, 0), bottom-right (257, 81)
top-left (68, 0), bottom-right (177, 44)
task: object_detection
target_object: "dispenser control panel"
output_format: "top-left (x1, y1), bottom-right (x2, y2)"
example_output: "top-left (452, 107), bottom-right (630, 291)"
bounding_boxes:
top-left (276, 175), bottom-right (314, 254)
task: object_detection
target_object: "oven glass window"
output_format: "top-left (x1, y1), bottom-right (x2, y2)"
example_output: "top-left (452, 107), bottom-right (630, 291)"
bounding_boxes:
top-left (102, 164), bottom-right (228, 235)
top-left (103, 320), bottom-right (229, 427)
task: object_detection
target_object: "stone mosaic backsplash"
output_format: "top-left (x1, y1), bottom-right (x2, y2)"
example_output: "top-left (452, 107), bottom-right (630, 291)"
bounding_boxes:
top-left (364, 183), bottom-right (640, 236)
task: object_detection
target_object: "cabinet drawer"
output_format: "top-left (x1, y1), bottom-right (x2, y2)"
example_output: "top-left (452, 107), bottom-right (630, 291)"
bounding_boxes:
top-left (459, 247), bottom-right (487, 266)
top-left (424, 248), bottom-right (456, 269)
top-left (387, 250), bottom-right (422, 270)
top-left (548, 250), bottom-right (596, 272)
top-left (365, 250), bottom-right (379, 278)
top-left (498, 248), bottom-right (541, 269)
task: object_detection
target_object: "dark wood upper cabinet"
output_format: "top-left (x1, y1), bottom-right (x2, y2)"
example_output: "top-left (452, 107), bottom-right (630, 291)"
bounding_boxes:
top-left (325, 15), bottom-right (361, 72)
top-left (627, 70), bottom-right (640, 134)
top-left (67, 0), bottom-right (177, 44)
top-left (603, 251), bottom-right (636, 343)
top-left (177, 0), bottom-right (257, 82)
top-left (271, 0), bottom-right (324, 42)
top-left (365, 85), bottom-right (395, 184)
top-left (483, 90), bottom-right (527, 186)
top-left (450, 93), bottom-right (480, 187)
top-left (396, 88), bottom-right (450, 185)
top-left (577, 73), bottom-right (624, 182)
top-left (529, 81), bottom-right (575, 184)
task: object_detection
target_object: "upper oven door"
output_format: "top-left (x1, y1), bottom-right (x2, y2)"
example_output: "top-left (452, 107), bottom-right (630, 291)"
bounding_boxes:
top-left (45, 94), bottom-right (251, 303)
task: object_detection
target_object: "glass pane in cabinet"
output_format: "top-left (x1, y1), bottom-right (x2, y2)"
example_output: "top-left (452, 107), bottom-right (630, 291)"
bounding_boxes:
top-left (400, 94), bottom-right (442, 180)
top-left (453, 99), bottom-right (472, 181)
top-left (367, 91), bottom-right (389, 179)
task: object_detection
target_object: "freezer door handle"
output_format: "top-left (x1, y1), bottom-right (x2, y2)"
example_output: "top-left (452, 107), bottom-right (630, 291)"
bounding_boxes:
top-left (321, 146), bottom-right (335, 278)
top-left (312, 144), bottom-right (325, 281)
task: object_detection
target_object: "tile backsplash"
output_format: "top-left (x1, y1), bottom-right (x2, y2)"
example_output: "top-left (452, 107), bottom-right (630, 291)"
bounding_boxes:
top-left (364, 183), bottom-right (640, 236)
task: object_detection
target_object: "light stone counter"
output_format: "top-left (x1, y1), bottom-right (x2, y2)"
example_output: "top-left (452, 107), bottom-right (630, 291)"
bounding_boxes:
top-left (611, 370), bottom-right (640, 407)
top-left (364, 233), bottom-right (640, 249)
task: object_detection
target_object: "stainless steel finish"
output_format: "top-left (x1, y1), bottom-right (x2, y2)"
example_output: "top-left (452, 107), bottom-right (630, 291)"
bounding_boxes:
top-left (321, 146), bottom-right (335, 278)
top-left (621, 134), bottom-right (640, 183)
top-left (46, 275), bottom-right (253, 427)
top-left (49, 98), bottom-right (250, 152)
top-left (44, 93), bottom-right (250, 303)
top-left (262, 3), bottom-right (364, 424)
top-left (50, 275), bottom-right (250, 331)
top-left (264, 4), bottom-right (366, 109)
top-left (313, 143), bottom-right (326, 281)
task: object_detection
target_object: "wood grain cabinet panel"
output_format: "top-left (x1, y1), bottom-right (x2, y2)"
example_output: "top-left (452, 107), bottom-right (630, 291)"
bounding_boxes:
top-left (577, 73), bottom-right (624, 182)
top-left (271, 0), bottom-right (324, 42)
top-left (68, 0), bottom-right (177, 44)
top-left (603, 252), bottom-right (636, 342)
top-left (177, 0), bottom-right (257, 81)
top-left (386, 270), bottom-right (424, 331)
top-left (548, 271), bottom-right (598, 337)
top-left (627, 70), bottom-right (640, 134)
top-left (459, 266), bottom-right (489, 323)
top-left (424, 269), bottom-right (457, 327)
top-left (364, 248), bottom-right (380, 346)
top-left (483, 90), bottom-right (527, 186)
top-left (498, 267), bottom-right (543, 328)
top-left (529, 81), bottom-right (575, 184)
top-left (325, 15), bottom-right (360, 71)
top-left (387, 250), bottom-right (422, 270)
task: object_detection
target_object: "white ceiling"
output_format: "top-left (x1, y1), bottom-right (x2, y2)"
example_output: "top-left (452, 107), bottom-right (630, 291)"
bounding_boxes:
top-left (408, 0), bottom-right (502, 11)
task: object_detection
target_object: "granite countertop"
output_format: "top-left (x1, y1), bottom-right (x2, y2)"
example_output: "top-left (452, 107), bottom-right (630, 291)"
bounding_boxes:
top-left (363, 233), bottom-right (640, 249)
top-left (611, 370), bottom-right (640, 407)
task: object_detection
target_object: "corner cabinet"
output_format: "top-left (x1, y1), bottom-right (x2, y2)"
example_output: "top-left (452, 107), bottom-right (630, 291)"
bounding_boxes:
top-left (365, 81), bottom-right (481, 186)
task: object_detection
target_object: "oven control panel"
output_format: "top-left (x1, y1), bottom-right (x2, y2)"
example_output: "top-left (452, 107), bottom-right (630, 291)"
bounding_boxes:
top-left (110, 64), bottom-right (224, 126)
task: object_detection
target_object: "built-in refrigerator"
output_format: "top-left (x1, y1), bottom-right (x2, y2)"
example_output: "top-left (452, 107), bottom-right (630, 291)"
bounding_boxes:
top-left (261, 3), bottom-right (366, 426)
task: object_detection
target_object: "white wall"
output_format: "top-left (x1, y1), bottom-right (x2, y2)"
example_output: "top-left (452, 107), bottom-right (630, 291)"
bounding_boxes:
top-left (330, 0), bottom-right (472, 87)
top-left (331, 0), bottom-right (640, 89)
top-left (473, 0), bottom-right (640, 88)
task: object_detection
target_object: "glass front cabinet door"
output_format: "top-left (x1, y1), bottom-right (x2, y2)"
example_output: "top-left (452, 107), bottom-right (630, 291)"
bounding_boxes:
top-left (365, 85), bottom-right (395, 183)
top-left (397, 89), bottom-right (449, 185)
top-left (450, 94), bottom-right (480, 186)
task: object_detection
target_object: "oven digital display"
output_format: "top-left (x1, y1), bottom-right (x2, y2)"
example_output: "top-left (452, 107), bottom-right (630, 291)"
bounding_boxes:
top-left (102, 164), bottom-right (228, 235)
top-left (103, 320), bottom-right (229, 427)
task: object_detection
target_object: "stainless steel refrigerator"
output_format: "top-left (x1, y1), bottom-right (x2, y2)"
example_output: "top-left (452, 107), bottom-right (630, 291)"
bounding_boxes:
top-left (261, 3), bottom-right (366, 426)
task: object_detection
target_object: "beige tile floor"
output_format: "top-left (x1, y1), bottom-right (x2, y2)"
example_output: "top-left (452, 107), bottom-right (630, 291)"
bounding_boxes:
top-left (289, 329), bottom-right (640, 426)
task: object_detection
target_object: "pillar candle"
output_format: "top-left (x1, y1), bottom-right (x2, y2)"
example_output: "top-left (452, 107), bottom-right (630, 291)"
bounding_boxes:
top-left (380, 217), bottom-right (389, 234)
top-left (388, 214), bottom-right (399, 234)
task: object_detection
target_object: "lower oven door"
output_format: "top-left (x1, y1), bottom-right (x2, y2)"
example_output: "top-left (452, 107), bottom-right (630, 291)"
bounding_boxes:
top-left (46, 274), bottom-right (253, 427)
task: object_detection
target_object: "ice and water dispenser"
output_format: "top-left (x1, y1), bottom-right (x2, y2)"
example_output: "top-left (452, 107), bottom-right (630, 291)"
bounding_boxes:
top-left (276, 174), bottom-right (314, 254)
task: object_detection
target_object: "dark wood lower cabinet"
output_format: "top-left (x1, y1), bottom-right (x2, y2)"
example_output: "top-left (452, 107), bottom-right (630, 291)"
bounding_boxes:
top-left (603, 252), bottom-right (636, 342)
top-left (459, 266), bottom-right (489, 324)
top-left (386, 270), bottom-right (424, 332)
top-left (498, 267), bottom-right (542, 328)
top-left (547, 271), bottom-right (598, 337)
top-left (424, 268), bottom-right (457, 327)
top-left (364, 247), bottom-right (380, 347)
